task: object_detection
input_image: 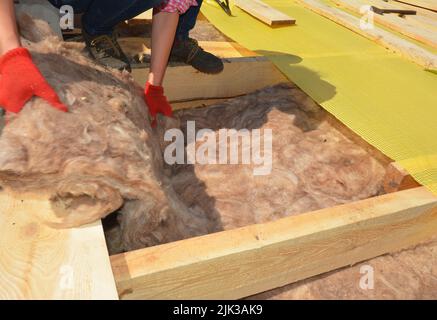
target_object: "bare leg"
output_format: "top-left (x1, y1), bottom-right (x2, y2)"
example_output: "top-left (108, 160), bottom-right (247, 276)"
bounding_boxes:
top-left (148, 11), bottom-right (179, 86)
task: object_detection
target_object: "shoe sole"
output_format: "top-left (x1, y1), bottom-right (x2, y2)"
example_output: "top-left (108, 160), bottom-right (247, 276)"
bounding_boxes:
top-left (169, 56), bottom-right (224, 75)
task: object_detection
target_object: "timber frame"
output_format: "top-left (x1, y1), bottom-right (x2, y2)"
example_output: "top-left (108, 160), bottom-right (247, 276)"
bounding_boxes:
top-left (111, 186), bottom-right (436, 300)
top-left (1, 16), bottom-right (436, 300)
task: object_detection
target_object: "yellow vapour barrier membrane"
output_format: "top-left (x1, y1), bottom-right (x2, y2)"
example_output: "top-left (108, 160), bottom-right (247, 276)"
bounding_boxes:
top-left (201, 0), bottom-right (437, 195)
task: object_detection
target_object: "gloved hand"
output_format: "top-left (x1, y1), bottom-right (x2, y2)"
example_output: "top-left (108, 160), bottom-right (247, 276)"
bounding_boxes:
top-left (0, 47), bottom-right (68, 114)
top-left (144, 81), bottom-right (173, 128)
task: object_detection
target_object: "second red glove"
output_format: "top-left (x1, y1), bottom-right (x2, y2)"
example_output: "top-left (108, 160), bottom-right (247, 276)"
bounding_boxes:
top-left (144, 82), bottom-right (173, 128)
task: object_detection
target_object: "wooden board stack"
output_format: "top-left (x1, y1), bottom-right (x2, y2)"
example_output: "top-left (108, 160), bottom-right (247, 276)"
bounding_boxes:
top-left (235, 0), bottom-right (296, 26)
top-left (393, 0), bottom-right (437, 12)
top-left (331, 0), bottom-right (437, 49)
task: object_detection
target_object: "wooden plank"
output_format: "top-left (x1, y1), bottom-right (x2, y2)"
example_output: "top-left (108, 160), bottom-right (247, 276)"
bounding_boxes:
top-left (133, 9), bottom-right (153, 20)
top-left (331, 0), bottom-right (437, 48)
top-left (110, 187), bottom-right (437, 300)
top-left (119, 39), bottom-right (284, 103)
top-left (172, 98), bottom-right (230, 111)
top-left (0, 191), bottom-right (118, 300)
top-left (369, 0), bottom-right (437, 31)
top-left (405, 12), bottom-right (437, 31)
top-left (130, 56), bottom-right (288, 102)
top-left (383, 162), bottom-right (421, 193)
top-left (296, 0), bottom-right (437, 70)
top-left (393, 0), bottom-right (437, 12)
top-left (386, 0), bottom-right (437, 21)
top-left (235, 0), bottom-right (296, 26)
top-left (119, 38), bottom-right (258, 60)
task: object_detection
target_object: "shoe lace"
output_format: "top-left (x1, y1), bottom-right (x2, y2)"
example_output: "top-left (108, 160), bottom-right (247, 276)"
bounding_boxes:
top-left (185, 38), bottom-right (203, 63)
top-left (90, 34), bottom-right (122, 58)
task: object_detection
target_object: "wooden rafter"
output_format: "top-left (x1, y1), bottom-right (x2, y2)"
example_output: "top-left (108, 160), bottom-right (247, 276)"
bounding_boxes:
top-left (110, 187), bottom-right (437, 300)
top-left (296, 0), bottom-right (437, 70)
top-left (118, 38), bottom-right (288, 102)
top-left (235, 0), bottom-right (296, 26)
top-left (0, 192), bottom-right (118, 299)
top-left (331, 0), bottom-right (437, 49)
top-left (392, 0), bottom-right (437, 12)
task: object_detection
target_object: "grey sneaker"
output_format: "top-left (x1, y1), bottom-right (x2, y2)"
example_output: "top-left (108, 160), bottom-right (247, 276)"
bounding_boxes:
top-left (82, 29), bottom-right (131, 72)
top-left (170, 38), bottom-right (224, 74)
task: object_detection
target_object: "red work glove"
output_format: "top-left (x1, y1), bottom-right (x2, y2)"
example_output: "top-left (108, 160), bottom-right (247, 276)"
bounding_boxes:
top-left (144, 81), bottom-right (173, 127)
top-left (0, 47), bottom-right (68, 114)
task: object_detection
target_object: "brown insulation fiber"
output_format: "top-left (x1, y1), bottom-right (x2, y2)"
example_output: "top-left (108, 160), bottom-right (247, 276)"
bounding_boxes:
top-left (0, 17), bottom-right (435, 299)
top-left (171, 84), bottom-right (387, 230)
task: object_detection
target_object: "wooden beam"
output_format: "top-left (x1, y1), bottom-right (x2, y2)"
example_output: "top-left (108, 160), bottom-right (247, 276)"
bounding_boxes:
top-left (235, 0), bottom-right (296, 26)
top-left (130, 56), bottom-right (288, 102)
top-left (118, 39), bottom-right (286, 103)
top-left (366, 0), bottom-right (437, 31)
top-left (133, 9), bottom-right (153, 20)
top-left (392, 0), bottom-right (437, 12)
top-left (172, 98), bottom-right (230, 111)
top-left (296, 0), bottom-right (437, 70)
top-left (0, 191), bottom-right (118, 300)
top-left (331, 0), bottom-right (437, 49)
top-left (386, 0), bottom-right (437, 22)
top-left (383, 162), bottom-right (421, 193)
top-left (119, 38), bottom-right (257, 60)
top-left (110, 187), bottom-right (437, 300)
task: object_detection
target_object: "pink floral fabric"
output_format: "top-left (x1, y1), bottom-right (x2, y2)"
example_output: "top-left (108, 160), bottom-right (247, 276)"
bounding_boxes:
top-left (154, 0), bottom-right (198, 14)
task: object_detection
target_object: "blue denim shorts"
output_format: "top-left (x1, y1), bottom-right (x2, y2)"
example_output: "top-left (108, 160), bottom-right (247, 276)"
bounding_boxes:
top-left (48, 0), bottom-right (92, 13)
